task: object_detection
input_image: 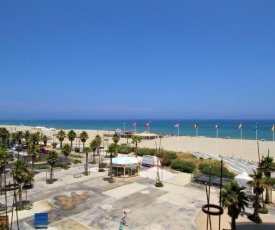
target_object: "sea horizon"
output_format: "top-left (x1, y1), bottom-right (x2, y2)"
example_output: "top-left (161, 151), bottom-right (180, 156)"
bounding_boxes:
top-left (1, 119), bottom-right (275, 141)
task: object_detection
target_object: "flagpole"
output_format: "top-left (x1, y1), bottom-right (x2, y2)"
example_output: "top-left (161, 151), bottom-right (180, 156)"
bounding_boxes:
top-left (241, 127), bottom-right (243, 158)
top-left (216, 126), bottom-right (218, 156)
top-left (178, 123), bottom-right (180, 152)
top-left (196, 126), bottom-right (198, 153)
top-left (273, 124), bottom-right (274, 157)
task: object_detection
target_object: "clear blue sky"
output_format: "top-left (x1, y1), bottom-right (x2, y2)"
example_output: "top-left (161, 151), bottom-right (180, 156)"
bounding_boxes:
top-left (0, 0), bottom-right (274, 120)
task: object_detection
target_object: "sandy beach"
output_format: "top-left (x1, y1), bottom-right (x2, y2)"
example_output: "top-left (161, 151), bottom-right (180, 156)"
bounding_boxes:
top-left (2, 125), bottom-right (275, 163)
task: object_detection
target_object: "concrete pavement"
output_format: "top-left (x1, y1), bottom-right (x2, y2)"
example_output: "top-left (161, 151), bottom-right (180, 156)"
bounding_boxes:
top-left (1, 159), bottom-right (275, 230)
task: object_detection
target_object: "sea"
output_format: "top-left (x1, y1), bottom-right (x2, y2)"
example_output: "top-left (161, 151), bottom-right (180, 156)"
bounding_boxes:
top-left (1, 119), bottom-right (275, 141)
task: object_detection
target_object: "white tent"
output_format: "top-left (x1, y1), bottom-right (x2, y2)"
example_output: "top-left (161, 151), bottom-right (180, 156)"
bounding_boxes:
top-left (234, 171), bottom-right (253, 192)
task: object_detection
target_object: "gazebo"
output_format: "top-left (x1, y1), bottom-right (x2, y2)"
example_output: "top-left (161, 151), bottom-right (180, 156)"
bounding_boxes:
top-left (112, 157), bottom-right (140, 178)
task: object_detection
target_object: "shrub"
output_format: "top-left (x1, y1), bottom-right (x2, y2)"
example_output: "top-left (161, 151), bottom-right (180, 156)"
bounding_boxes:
top-left (99, 162), bottom-right (107, 168)
top-left (53, 163), bottom-right (64, 168)
top-left (199, 163), bottom-right (235, 178)
top-left (161, 158), bottom-right (173, 166)
top-left (118, 144), bottom-right (132, 155)
top-left (74, 147), bottom-right (80, 153)
top-left (171, 159), bottom-right (195, 173)
top-left (155, 182), bottom-right (164, 187)
top-left (73, 159), bottom-right (82, 164)
top-left (163, 151), bottom-right (177, 159)
top-left (69, 153), bottom-right (82, 158)
top-left (259, 207), bottom-right (268, 214)
top-left (137, 148), bottom-right (155, 156)
top-left (52, 142), bottom-right (58, 148)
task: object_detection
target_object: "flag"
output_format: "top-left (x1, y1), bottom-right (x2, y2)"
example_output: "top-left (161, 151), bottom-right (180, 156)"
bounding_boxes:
top-left (272, 124), bottom-right (274, 131)
top-left (254, 125), bottom-right (258, 131)
top-left (132, 122), bottom-right (136, 127)
top-left (174, 123), bottom-right (179, 128)
top-left (145, 122), bottom-right (150, 127)
top-left (238, 124), bottom-right (242, 129)
top-left (214, 124), bottom-right (218, 129)
top-left (193, 123), bottom-right (198, 128)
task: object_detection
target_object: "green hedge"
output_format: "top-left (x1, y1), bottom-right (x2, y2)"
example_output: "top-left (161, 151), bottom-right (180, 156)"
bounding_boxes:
top-left (163, 151), bottom-right (177, 159)
top-left (171, 159), bottom-right (195, 173)
top-left (198, 163), bottom-right (235, 178)
top-left (118, 144), bottom-right (132, 154)
top-left (137, 148), bottom-right (155, 156)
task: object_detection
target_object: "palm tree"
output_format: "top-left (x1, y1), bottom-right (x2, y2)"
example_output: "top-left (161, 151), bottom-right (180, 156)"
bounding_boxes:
top-left (83, 147), bottom-right (91, 176)
top-left (90, 139), bottom-right (97, 164)
top-left (0, 127), bottom-right (9, 144)
top-left (42, 134), bottom-right (50, 147)
top-left (95, 135), bottom-right (102, 165)
top-left (0, 145), bottom-right (8, 194)
top-left (10, 160), bottom-right (34, 206)
top-left (56, 130), bottom-right (66, 148)
top-left (259, 154), bottom-right (275, 204)
top-left (112, 132), bottom-right (120, 144)
top-left (23, 130), bottom-right (31, 149)
top-left (16, 131), bottom-right (23, 144)
top-left (67, 130), bottom-right (77, 149)
top-left (79, 131), bottom-right (89, 152)
top-left (61, 143), bottom-right (71, 170)
top-left (10, 132), bottom-right (17, 145)
top-left (132, 135), bottom-right (143, 157)
top-left (28, 144), bottom-right (40, 171)
top-left (107, 143), bottom-right (118, 183)
top-left (90, 135), bottom-right (102, 164)
top-left (46, 150), bottom-right (59, 183)
top-left (248, 170), bottom-right (265, 223)
top-left (221, 180), bottom-right (249, 230)
top-left (30, 132), bottom-right (40, 145)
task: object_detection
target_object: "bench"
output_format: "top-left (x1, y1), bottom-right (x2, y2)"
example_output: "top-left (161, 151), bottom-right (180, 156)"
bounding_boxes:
top-left (34, 213), bottom-right (48, 229)
top-left (73, 173), bottom-right (82, 178)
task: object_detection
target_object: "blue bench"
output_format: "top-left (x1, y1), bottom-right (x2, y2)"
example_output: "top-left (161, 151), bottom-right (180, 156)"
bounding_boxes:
top-left (34, 213), bottom-right (48, 229)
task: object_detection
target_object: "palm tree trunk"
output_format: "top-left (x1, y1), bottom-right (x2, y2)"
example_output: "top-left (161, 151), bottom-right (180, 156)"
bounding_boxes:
top-left (253, 191), bottom-right (260, 221)
top-left (65, 156), bottom-right (68, 169)
top-left (0, 171), bottom-right (2, 195)
top-left (93, 150), bottom-right (95, 164)
top-left (85, 153), bottom-right (88, 176)
top-left (32, 156), bottom-right (35, 171)
top-left (50, 166), bottom-right (53, 183)
top-left (231, 215), bottom-right (236, 230)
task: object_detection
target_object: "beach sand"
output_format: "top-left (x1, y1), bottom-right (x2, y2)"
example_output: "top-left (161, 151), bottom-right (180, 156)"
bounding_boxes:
top-left (2, 125), bottom-right (275, 163)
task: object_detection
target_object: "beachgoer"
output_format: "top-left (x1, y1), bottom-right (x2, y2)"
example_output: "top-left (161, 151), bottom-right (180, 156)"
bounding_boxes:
top-left (121, 211), bottom-right (127, 226)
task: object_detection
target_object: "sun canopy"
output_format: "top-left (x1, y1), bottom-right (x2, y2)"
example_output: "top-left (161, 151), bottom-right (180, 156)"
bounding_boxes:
top-left (235, 171), bottom-right (253, 192)
top-left (112, 157), bottom-right (140, 166)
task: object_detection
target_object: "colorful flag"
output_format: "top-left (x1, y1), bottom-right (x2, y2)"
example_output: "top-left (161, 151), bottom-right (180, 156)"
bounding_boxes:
top-left (272, 124), bottom-right (274, 131)
top-left (174, 123), bottom-right (179, 128)
top-left (132, 122), bottom-right (136, 127)
top-left (145, 122), bottom-right (150, 127)
top-left (238, 124), bottom-right (242, 129)
top-left (214, 124), bottom-right (218, 129)
top-left (193, 123), bottom-right (198, 128)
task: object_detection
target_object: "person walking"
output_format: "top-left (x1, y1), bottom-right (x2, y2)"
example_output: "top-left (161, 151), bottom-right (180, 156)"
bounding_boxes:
top-left (121, 211), bottom-right (127, 226)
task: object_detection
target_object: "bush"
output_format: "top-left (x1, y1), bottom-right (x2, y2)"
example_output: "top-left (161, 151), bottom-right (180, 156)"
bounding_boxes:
top-left (137, 148), bottom-right (155, 156)
top-left (161, 158), bottom-right (173, 166)
top-left (74, 147), bottom-right (80, 153)
top-left (171, 159), bottom-right (195, 173)
top-left (163, 151), bottom-right (177, 159)
top-left (259, 207), bottom-right (269, 214)
top-left (52, 142), bottom-right (58, 148)
top-left (99, 162), bottom-right (107, 168)
top-left (199, 163), bottom-right (235, 178)
top-left (69, 153), bottom-right (82, 158)
top-left (53, 163), bottom-right (64, 168)
top-left (118, 144), bottom-right (132, 155)
top-left (155, 182), bottom-right (164, 187)
top-left (73, 159), bottom-right (82, 164)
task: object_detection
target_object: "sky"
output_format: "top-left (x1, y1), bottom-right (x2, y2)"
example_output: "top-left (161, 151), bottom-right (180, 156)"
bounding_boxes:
top-left (0, 0), bottom-right (275, 120)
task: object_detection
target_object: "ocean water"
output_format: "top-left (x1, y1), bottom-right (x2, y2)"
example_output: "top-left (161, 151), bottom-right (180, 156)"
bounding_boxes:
top-left (1, 119), bottom-right (275, 141)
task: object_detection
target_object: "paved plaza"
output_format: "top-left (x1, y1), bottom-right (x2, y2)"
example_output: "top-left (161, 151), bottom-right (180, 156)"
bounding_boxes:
top-left (1, 159), bottom-right (275, 230)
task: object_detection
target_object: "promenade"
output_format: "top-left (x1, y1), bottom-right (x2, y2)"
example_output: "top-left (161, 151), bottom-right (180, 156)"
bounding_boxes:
top-left (1, 158), bottom-right (275, 230)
